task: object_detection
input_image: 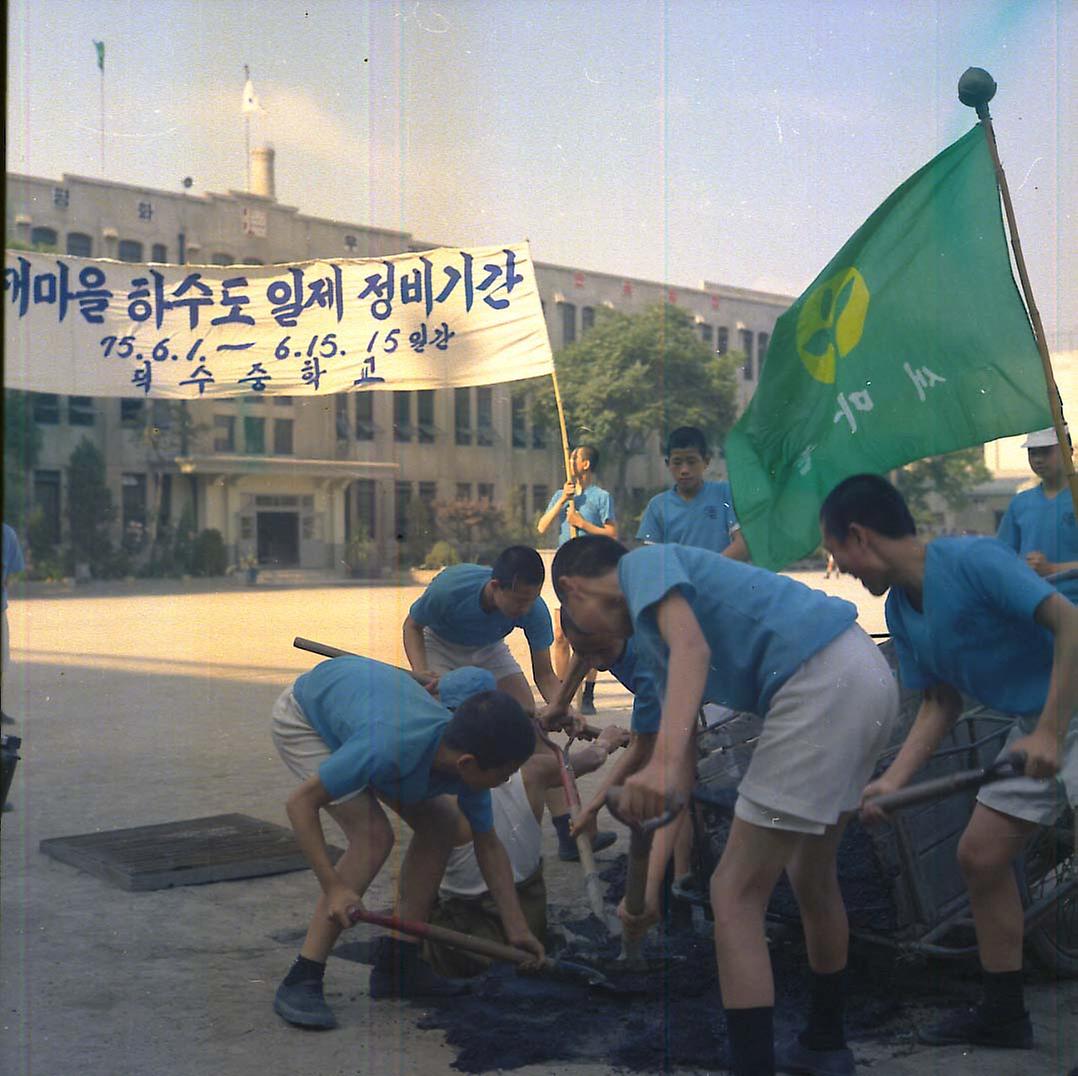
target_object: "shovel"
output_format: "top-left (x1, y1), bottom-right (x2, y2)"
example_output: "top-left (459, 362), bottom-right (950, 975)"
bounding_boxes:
top-left (346, 905), bottom-right (626, 992)
top-left (865, 751), bottom-right (1026, 813)
top-left (605, 787), bottom-right (685, 968)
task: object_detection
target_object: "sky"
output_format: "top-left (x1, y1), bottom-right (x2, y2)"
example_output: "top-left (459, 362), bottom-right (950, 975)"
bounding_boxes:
top-left (6, 0), bottom-right (1076, 345)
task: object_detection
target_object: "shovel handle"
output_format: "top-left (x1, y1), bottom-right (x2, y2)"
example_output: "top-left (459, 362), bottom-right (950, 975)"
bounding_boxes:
top-left (868, 751), bottom-right (1027, 813)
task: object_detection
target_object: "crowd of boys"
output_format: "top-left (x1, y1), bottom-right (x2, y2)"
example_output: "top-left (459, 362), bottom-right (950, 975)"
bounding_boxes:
top-left (269, 423), bottom-right (1076, 1076)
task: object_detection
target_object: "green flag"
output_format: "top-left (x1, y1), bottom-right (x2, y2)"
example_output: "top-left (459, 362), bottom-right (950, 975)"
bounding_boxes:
top-left (93, 40), bottom-right (105, 72)
top-left (725, 125), bottom-right (1051, 571)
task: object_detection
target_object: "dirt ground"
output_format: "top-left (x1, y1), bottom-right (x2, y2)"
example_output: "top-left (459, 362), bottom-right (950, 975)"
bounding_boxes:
top-left (2, 568), bottom-right (1075, 1075)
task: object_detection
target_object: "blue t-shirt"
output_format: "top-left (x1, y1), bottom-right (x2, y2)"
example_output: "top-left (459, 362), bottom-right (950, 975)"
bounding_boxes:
top-left (618, 545), bottom-right (857, 715)
top-left (636, 480), bottom-right (739, 553)
top-left (2, 523), bottom-right (25, 612)
top-left (291, 655), bottom-right (494, 832)
top-left (606, 637), bottom-right (663, 734)
top-left (996, 485), bottom-right (1078, 603)
top-left (544, 484), bottom-right (616, 547)
top-left (884, 537), bottom-right (1060, 717)
top-left (409, 563), bottom-right (555, 649)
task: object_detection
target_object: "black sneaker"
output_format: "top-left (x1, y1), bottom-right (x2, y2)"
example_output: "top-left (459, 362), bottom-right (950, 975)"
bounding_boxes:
top-left (369, 937), bottom-right (470, 999)
top-left (776, 1037), bottom-right (856, 1075)
top-left (917, 1006), bottom-right (1032, 1049)
top-left (558, 829), bottom-right (617, 862)
top-left (273, 978), bottom-right (337, 1029)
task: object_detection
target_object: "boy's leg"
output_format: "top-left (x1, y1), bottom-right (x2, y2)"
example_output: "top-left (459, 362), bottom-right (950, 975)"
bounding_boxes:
top-left (918, 802), bottom-right (1036, 1048)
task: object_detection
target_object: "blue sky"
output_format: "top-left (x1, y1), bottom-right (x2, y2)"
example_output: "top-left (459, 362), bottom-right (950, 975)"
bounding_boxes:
top-left (7, 0), bottom-right (1075, 343)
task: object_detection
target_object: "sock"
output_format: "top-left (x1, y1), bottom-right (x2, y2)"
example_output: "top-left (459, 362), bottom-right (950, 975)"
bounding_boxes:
top-left (582, 681), bottom-right (595, 702)
top-left (552, 812), bottom-right (575, 851)
top-left (981, 969), bottom-right (1025, 1021)
top-left (724, 1006), bottom-right (774, 1076)
top-left (283, 954), bottom-right (326, 986)
top-left (798, 968), bottom-right (847, 1051)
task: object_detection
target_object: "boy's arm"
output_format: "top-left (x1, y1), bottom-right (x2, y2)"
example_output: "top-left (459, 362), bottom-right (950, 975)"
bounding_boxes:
top-left (472, 829), bottom-right (545, 966)
top-left (565, 506), bottom-right (617, 539)
top-left (722, 529), bottom-right (750, 561)
top-left (1014, 593), bottom-right (1078, 778)
top-left (568, 725), bottom-right (630, 777)
top-left (537, 482), bottom-right (574, 534)
top-left (536, 653), bottom-right (589, 733)
top-left (402, 614), bottom-right (433, 678)
top-left (571, 732), bottom-right (656, 836)
top-left (529, 646), bottom-right (565, 705)
top-left (621, 592), bottom-right (709, 822)
top-left (286, 775), bottom-right (364, 927)
top-left (860, 682), bottom-right (964, 823)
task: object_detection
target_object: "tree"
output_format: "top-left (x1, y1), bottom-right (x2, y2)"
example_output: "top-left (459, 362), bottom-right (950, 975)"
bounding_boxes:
top-left (4, 391), bottom-right (42, 528)
top-left (895, 446), bottom-right (991, 525)
top-left (533, 304), bottom-right (740, 502)
top-left (66, 437), bottom-right (117, 575)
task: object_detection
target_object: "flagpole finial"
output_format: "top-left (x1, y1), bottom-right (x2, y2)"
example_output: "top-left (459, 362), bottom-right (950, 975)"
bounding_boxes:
top-left (958, 67), bottom-right (997, 119)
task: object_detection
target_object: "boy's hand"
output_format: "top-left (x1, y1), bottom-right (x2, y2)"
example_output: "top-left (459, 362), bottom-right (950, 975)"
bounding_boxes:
top-left (328, 884), bottom-right (364, 929)
top-left (536, 702), bottom-right (584, 737)
top-left (561, 481), bottom-right (576, 501)
top-left (569, 797), bottom-right (602, 839)
top-left (598, 726), bottom-right (630, 751)
top-left (1010, 728), bottom-right (1061, 780)
top-left (507, 929), bottom-right (545, 970)
top-left (566, 506), bottom-right (585, 529)
top-left (617, 896), bottom-right (659, 943)
top-left (859, 775), bottom-right (900, 826)
top-left (1025, 551), bottom-right (1053, 577)
top-left (621, 760), bottom-right (689, 823)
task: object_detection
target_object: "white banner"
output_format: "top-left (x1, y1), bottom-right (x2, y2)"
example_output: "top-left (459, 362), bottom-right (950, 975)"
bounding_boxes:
top-left (3, 243), bottom-right (554, 398)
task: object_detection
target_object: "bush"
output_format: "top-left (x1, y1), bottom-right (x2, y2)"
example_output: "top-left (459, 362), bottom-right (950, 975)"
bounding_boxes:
top-left (189, 529), bottom-right (228, 576)
top-left (345, 536), bottom-right (379, 577)
top-left (66, 438), bottom-right (116, 576)
top-left (423, 540), bottom-right (460, 569)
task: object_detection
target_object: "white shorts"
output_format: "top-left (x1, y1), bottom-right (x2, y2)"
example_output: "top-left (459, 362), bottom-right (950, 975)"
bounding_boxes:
top-left (735, 624), bottom-right (899, 835)
top-left (270, 688), bottom-right (364, 804)
top-left (423, 628), bottom-right (523, 683)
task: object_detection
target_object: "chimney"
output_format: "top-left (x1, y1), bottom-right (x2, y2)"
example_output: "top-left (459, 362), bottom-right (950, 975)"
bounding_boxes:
top-left (249, 145), bottom-right (275, 199)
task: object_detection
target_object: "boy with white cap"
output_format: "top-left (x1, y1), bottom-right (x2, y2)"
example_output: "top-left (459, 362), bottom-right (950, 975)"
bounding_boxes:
top-left (997, 425), bottom-right (1078, 602)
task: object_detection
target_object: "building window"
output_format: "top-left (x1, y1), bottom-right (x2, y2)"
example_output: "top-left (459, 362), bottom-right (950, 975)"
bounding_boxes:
top-left (159, 473), bottom-right (172, 526)
top-left (66, 232), bottom-right (92, 257)
top-left (456, 482), bottom-right (472, 501)
top-left (122, 473), bottom-right (147, 530)
top-left (335, 394), bottom-right (350, 441)
top-left (120, 398), bottom-right (145, 425)
top-left (212, 414), bottom-right (235, 452)
top-left (532, 485), bottom-right (549, 513)
top-left (476, 387), bottom-right (494, 447)
top-left (211, 253), bottom-right (234, 266)
top-left (701, 324), bottom-right (714, 347)
top-left (274, 396), bottom-right (293, 406)
top-left (477, 482), bottom-right (494, 504)
top-left (757, 332), bottom-right (769, 368)
top-left (273, 418), bottom-right (294, 455)
top-left (418, 481), bottom-right (438, 507)
top-left (151, 243), bottom-right (168, 263)
top-left (68, 396), bottom-right (95, 426)
top-left (511, 395), bottom-right (527, 448)
top-left (517, 484), bottom-right (530, 520)
top-left (582, 306), bottom-right (595, 333)
top-left (244, 416), bottom-right (265, 454)
top-left (395, 482), bottom-right (412, 539)
top-left (717, 326), bottom-right (729, 355)
top-left (454, 388), bottom-right (471, 445)
top-left (740, 329), bottom-right (755, 380)
top-left (53, 188), bottom-right (69, 209)
top-left (355, 393), bottom-right (374, 441)
top-left (393, 391), bottom-right (413, 442)
top-left (151, 399), bottom-right (172, 429)
top-left (531, 418), bottom-right (548, 450)
top-left (417, 390), bottom-right (436, 444)
top-left (118, 239), bottom-right (143, 263)
top-left (561, 302), bottom-right (577, 345)
top-left (137, 201), bottom-right (153, 221)
top-left (30, 227), bottom-right (58, 250)
top-left (33, 470), bottom-right (62, 544)
top-left (32, 393), bottom-right (60, 425)
top-left (355, 479), bottom-right (376, 539)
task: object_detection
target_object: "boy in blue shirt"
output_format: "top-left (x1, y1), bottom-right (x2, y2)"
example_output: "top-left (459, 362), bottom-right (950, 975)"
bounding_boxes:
top-left (552, 536), bottom-right (898, 1076)
top-left (996, 425), bottom-right (1078, 603)
top-left (637, 426), bottom-right (749, 560)
top-left (537, 445), bottom-right (617, 715)
top-left (822, 473), bottom-right (1078, 1055)
top-left (271, 658), bottom-right (543, 1029)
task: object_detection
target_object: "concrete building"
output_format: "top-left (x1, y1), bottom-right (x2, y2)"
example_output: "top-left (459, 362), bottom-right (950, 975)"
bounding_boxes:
top-left (5, 151), bottom-right (792, 573)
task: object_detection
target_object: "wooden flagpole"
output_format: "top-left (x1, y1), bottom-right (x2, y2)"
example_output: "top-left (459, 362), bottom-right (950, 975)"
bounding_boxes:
top-left (959, 68), bottom-right (1078, 509)
top-left (550, 365), bottom-right (582, 538)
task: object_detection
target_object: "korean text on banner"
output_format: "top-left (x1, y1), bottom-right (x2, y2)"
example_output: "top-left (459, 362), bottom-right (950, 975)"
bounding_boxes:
top-left (3, 243), bottom-right (554, 398)
top-left (725, 126), bottom-right (1052, 571)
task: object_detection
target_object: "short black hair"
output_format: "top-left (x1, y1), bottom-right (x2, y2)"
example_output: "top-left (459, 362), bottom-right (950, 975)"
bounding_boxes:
top-left (665, 426), bottom-right (709, 458)
top-left (574, 444), bottom-right (600, 470)
top-left (491, 545), bottom-right (545, 589)
top-left (551, 535), bottom-right (628, 599)
top-left (820, 474), bottom-right (916, 542)
top-left (443, 690), bottom-right (536, 770)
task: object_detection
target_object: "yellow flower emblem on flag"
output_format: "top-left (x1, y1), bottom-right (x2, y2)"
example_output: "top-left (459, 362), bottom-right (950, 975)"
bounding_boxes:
top-left (795, 267), bottom-right (870, 383)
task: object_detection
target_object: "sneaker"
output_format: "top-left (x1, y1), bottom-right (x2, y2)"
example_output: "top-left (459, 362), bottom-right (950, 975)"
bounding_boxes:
top-left (558, 829), bottom-right (617, 862)
top-left (776, 1037), bottom-right (856, 1075)
top-left (579, 697), bottom-right (597, 716)
top-left (273, 978), bottom-right (337, 1029)
top-left (917, 1006), bottom-right (1033, 1049)
top-left (369, 938), bottom-right (470, 999)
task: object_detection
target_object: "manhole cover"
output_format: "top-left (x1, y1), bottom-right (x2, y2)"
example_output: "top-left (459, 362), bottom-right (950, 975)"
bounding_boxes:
top-left (40, 813), bottom-right (342, 891)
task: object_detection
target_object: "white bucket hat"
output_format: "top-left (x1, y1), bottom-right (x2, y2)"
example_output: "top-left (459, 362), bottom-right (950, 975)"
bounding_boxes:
top-left (1021, 426), bottom-right (1068, 449)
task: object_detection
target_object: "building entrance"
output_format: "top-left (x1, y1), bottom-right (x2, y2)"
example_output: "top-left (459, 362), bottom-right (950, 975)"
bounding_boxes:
top-left (257, 511), bottom-right (299, 566)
